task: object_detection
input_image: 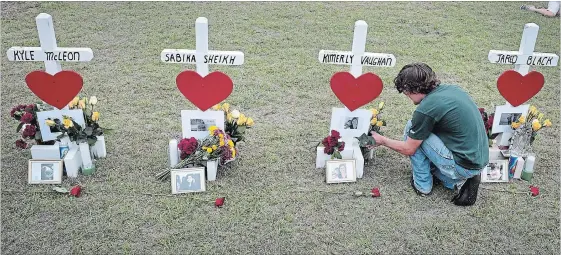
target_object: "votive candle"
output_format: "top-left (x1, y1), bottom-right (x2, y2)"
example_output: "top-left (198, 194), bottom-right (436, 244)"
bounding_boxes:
top-left (169, 139), bottom-right (179, 167)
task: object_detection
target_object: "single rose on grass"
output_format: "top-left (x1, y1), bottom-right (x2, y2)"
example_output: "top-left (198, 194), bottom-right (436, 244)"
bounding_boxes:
top-left (70, 185), bottom-right (82, 197)
top-left (215, 197), bottom-right (225, 207)
top-left (529, 186), bottom-right (539, 197)
top-left (20, 112), bottom-right (34, 123)
top-left (371, 187), bottom-right (381, 197)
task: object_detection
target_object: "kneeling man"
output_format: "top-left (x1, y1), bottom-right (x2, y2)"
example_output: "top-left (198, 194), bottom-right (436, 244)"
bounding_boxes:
top-left (371, 63), bottom-right (488, 206)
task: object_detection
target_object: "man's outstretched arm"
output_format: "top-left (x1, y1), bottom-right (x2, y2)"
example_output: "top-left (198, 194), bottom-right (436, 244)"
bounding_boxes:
top-left (371, 131), bottom-right (423, 156)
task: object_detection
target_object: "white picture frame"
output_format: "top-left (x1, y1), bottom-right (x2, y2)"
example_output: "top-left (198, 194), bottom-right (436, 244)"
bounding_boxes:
top-left (481, 160), bottom-right (509, 183)
top-left (491, 104), bottom-right (530, 134)
top-left (325, 159), bottom-right (357, 183)
top-left (181, 110), bottom-right (225, 139)
top-left (329, 107), bottom-right (372, 139)
top-left (171, 167), bottom-right (206, 194)
top-left (36, 110), bottom-right (86, 141)
top-left (28, 159), bottom-right (63, 184)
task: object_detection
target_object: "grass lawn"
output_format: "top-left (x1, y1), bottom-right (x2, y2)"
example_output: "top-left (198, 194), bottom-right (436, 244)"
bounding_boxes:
top-left (1, 1), bottom-right (560, 254)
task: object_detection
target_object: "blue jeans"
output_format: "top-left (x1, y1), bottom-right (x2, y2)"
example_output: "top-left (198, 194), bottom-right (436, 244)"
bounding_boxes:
top-left (404, 120), bottom-right (481, 194)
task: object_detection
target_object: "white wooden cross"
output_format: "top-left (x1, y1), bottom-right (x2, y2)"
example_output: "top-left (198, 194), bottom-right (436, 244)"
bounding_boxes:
top-left (487, 23), bottom-right (559, 146)
top-left (160, 17), bottom-right (245, 77)
top-left (6, 13), bottom-right (94, 110)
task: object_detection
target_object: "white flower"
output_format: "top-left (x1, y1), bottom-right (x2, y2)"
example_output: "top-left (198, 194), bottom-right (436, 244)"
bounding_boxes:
top-left (231, 110), bottom-right (240, 119)
top-left (89, 96), bottom-right (98, 105)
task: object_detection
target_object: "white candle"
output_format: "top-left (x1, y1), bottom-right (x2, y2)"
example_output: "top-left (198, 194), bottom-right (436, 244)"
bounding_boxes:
top-left (514, 157), bottom-right (525, 179)
top-left (524, 155), bottom-right (535, 173)
top-left (169, 139), bottom-right (179, 167)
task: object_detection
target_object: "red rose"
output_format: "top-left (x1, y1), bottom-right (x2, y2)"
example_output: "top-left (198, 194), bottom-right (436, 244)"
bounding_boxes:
top-left (20, 112), bottom-right (34, 123)
top-left (331, 130), bottom-right (341, 139)
top-left (529, 186), bottom-right (539, 197)
top-left (17, 104), bottom-right (26, 110)
top-left (328, 136), bottom-right (338, 147)
top-left (22, 125), bottom-right (37, 138)
top-left (324, 147), bottom-right (334, 155)
top-left (15, 139), bottom-right (27, 149)
top-left (478, 108), bottom-right (485, 113)
top-left (25, 104), bottom-right (35, 112)
top-left (338, 141), bottom-right (345, 152)
top-left (487, 114), bottom-right (494, 128)
top-left (70, 185), bottom-right (82, 197)
top-left (321, 137), bottom-right (329, 147)
top-left (215, 197), bottom-right (225, 207)
top-left (371, 187), bottom-right (381, 197)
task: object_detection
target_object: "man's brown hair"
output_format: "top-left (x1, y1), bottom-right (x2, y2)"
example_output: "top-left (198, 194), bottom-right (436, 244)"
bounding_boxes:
top-left (394, 63), bottom-right (441, 94)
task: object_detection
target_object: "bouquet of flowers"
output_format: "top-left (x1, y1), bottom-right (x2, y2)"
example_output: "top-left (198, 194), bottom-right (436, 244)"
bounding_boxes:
top-left (509, 105), bottom-right (552, 155)
top-left (212, 103), bottom-right (254, 145)
top-left (47, 96), bottom-right (104, 145)
top-left (156, 126), bottom-right (237, 181)
top-left (10, 103), bottom-right (55, 149)
top-left (356, 101), bottom-right (386, 149)
top-left (479, 107), bottom-right (499, 146)
top-left (320, 130), bottom-right (345, 159)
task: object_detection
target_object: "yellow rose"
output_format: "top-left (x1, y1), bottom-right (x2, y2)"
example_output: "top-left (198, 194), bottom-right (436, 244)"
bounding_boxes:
top-left (78, 99), bottom-right (86, 109)
top-left (532, 120), bottom-right (542, 131)
top-left (45, 119), bottom-right (56, 127)
top-left (529, 105), bottom-right (537, 114)
top-left (376, 121), bottom-right (383, 127)
top-left (212, 104), bottom-right (221, 111)
top-left (370, 118), bottom-right (378, 125)
top-left (91, 112), bottom-right (100, 122)
top-left (370, 108), bottom-right (379, 116)
top-left (212, 145), bottom-right (218, 150)
top-left (231, 148), bottom-right (236, 158)
top-left (511, 122), bottom-right (520, 129)
top-left (220, 140), bottom-right (225, 147)
top-left (222, 103), bottom-right (230, 113)
top-left (237, 116), bottom-right (247, 126)
top-left (228, 140), bottom-right (234, 147)
top-left (378, 102), bottom-right (385, 110)
top-left (227, 113), bottom-right (233, 122)
top-left (231, 110), bottom-right (240, 119)
top-left (206, 148), bottom-right (213, 153)
top-left (518, 115), bottom-right (526, 123)
top-left (69, 97), bottom-right (79, 108)
top-left (246, 117), bottom-right (254, 126)
top-left (544, 119), bottom-right (552, 127)
top-left (538, 113), bottom-right (545, 121)
top-left (89, 96), bottom-right (98, 105)
top-left (62, 118), bottom-right (73, 128)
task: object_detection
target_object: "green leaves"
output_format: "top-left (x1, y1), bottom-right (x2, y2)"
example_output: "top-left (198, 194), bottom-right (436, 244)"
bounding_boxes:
top-left (16, 122), bottom-right (24, 133)
top-left (332, 150), bottom-right (342, 159)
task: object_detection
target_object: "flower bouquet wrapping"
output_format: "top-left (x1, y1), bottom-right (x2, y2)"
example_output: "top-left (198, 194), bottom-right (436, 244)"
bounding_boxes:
top-left (156, 126), bottom-right (238, 181)
top-left (479, 107), bottom-right (498, 147)
top-left (212, 103), bottom-right (254, 145)
top-left (509, 105), bottom-right (552, 156)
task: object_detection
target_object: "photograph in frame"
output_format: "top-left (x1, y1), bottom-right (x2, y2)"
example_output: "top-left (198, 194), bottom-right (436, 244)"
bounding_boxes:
top-left (325, 159), bottom-right (357, 183)
top-left (491, 104), bottom-right (530, 134)
top-left (171, 167), bottom-right (207, 194)
top-left (36, 109), bottom-right (86, 141)
top-left (329, 108), bottom-right (372, 138)
top-left (28, 159), bottom-right (63, 184)
top-left (181, 110), bottom-right (225, 140)
top-left (481, 160), bottom-right (509, 183)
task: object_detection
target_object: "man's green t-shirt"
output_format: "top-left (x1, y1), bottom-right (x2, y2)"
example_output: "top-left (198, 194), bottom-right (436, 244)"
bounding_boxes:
top-left (408, 84), bottom-right (489, 170)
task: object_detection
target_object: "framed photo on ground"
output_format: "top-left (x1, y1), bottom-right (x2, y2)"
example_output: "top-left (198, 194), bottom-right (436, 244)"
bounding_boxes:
top-left (481, 160), bottom-right (509, 183)
top-left (326, 159), bottom-right (357, 183)
top-left (491, 104), bottom-right (530, 134)
top-left (329, 107), bottom-right (372, 138)
top-left (28, 159), bottom-right (63, 184)
top-left (181, 110), bottom-right (225, 139)
top-left (171, 167), bottom-right (206, 194)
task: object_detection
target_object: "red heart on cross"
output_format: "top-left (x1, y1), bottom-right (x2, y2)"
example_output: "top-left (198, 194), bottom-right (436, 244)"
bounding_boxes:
top-left (25, 70), bottom-right (83, 110)
top-left (176, 70), bottom-right (233, 111)
top-left (496, 70), bottom-right (544, 107)
top-left (330, 72), bottom-right (384, 111)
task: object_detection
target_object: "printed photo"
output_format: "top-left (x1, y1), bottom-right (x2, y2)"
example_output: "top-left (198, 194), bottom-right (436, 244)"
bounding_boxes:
top-left (499, 113), bottom-right (522, 125)
top-left (190, 119), bottom-right (217, 132)
top-left (171, 168), bottom-right (206, 194)
top-left (325, 160), bottom-right (356, 183)
top-left (344, 117), bottom-right (360, 130)
top-left (481, 160), bottom-right (509, 183)
top-left (28, 160), bottom-right (63, 184)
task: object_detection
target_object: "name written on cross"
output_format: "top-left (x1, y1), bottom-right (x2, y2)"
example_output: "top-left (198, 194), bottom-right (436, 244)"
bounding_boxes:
top-left (488, 50), bottom-right (559, 66)
top-left (318, 50), bottom-right (396, 67)
top-left (161, 49), bottom-right (244, 65)
top-left (7, 47), bottom-right (93, 62)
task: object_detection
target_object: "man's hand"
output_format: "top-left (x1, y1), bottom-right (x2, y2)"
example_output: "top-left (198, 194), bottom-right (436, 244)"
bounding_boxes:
top-left (368, 131), bottom-right (386, 149)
